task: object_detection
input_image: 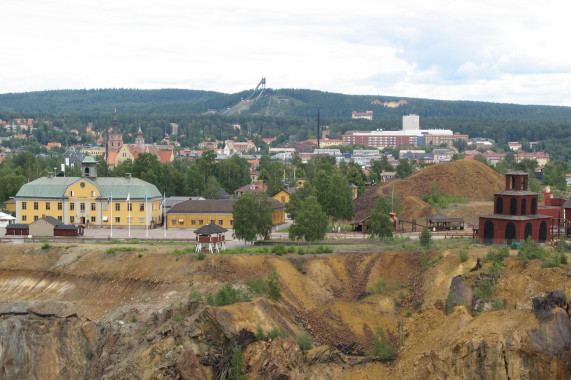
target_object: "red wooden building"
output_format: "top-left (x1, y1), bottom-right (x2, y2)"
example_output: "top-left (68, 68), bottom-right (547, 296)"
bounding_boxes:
top-left (479, 172), bottom-right (551, 245)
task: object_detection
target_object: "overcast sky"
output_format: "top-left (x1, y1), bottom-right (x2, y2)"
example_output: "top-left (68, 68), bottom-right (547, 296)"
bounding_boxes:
top-left (2, 1), bottom-right (571, 106)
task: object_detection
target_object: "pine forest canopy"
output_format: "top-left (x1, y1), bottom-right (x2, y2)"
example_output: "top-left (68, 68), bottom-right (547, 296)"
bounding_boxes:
top-left (1, 88), bottom-right (571, 161)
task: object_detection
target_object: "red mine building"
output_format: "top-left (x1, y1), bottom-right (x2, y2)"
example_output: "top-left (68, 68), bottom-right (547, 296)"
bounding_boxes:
top-left (479, 172), bottom-right (551, 245)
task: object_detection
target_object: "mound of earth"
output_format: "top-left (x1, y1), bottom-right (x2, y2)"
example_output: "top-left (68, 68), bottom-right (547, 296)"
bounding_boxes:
top-left (400, 196), bottom-right (437, 223)
top-left (353, 159), bottom-right (503, 224)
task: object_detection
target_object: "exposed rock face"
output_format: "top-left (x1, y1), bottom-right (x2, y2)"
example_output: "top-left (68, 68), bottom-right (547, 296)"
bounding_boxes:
top-left (428, 294), bottom-right (571, 380)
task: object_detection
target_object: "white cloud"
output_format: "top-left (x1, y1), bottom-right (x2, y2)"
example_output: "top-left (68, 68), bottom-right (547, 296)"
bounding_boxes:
top-left (1, 0), bottom-right (571, 105)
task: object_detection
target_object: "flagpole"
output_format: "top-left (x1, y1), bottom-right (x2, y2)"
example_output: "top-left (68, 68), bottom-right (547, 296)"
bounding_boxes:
top-left (128, 193), bottom-right (131, 238)
top-left (110, 192), bottom-right (113, 238)
top-left (163, 193), bottom-right (166, 238)
top-left (145, 192), bottom-right (148, 238)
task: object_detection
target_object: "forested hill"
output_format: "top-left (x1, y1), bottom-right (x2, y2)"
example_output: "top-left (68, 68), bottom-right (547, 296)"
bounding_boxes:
top-left (2, 88), bottom-right (571, 122)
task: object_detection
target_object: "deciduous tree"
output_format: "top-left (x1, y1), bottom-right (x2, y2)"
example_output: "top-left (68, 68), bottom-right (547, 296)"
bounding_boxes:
top-left (232, 191), bottom-right (273, 244)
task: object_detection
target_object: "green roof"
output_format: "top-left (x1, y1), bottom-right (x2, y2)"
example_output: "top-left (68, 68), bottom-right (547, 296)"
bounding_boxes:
top-left (16, 176), bottom-right (161, 200)
top-left (82, 155), bottom-right (97, 163)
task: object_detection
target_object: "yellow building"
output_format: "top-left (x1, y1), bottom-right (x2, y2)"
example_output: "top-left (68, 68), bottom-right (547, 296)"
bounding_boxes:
top-left (81, 145), bottom-right (106, 157)
top-left (167, 199), bottom-right (285, 229)
top-left (14, 156), bottom-right (163, 227)
top-left (272, 187), bottom-right (297, 205)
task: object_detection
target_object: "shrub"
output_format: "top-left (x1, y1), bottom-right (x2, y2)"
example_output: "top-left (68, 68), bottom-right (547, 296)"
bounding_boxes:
top-left (475, 279), bottom-right (493, 303)
top-left (296, 257), bottom-right (306, 272)
top-left (205, 283), bottom-right (251, 306)
top-left (485, 246), bottom-right (509, 265)
top-left (297, 247), bottom-right (306, 255)
top-left (41, 242), bottom-right (51, 250)
top-left (405, 310), bottom-right (412, 317)
top-left (244, 277), bottom-right (267, 296)
top-left (459, 247), bottom-right (469, 263)
top-left (492, 299), bottom-right (505, 310)
top-left (269, 326), bottom-right (288, 340)
top-left (197, 251), bottom-right (206, 260)
top-left (518, 236), bottom-right (549, 266)
top-left (230, 342), bottom-right (247, 380)
top-left (244, 269), bottom-right (281, 302)
top-left (296, 332), bottom-right (313, 350)
top-left (419, 227), bottom-right (431, 248)
top-left (137, 253), bottom-right (143, 258)
top-left (420, 253), bottom-right (429, 272)
top-left (255, 325), bottom-right (266, 341)
top-left (287, 245), bottom-right (296, 253)
top-left (271, 244), bottom-right (286, 256)
top-left (188, 287), bottom-right (203, 302)
top-left (266, 269), bottom-right (281, 301)
top-left (489, 261), bottom-right (503, 277)
top-left (373, 327), bottom-right (396, 362)
top-left (446, 291), bottom-right (454, 315)
top-left (374, 279), bottom-right (387, 293)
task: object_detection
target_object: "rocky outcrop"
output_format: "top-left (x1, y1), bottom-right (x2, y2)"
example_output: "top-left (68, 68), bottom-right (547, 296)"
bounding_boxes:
top-left (428, 292), bottom-right (571, 380)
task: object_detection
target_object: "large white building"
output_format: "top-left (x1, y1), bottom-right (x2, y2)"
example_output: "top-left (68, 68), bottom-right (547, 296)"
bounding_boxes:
top-left (402, 114), bottom-right (420, 130)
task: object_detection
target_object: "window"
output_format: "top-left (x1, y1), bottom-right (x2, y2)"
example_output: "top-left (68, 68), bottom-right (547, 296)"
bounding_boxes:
top-left (140, 203), bottom-right (144, 212)
top-left (199, 219), bottom-right (203, 225)
top-left (70, 216), bottom-right (75, 223)
top-left (127, 217), bottom-right (132, 223)
top-left (139, 217), bottom-right (144, 223)
top-left (210, 219), bottom-right (215, 224)
top-left (91, 191), bottom-right (96, 197)
top-left (70, 191), bottom-right (74, 197)
top-left (219, 219), bottom-right (223, 225)
top-left (34, 215), bottom-right (38, 221)
top-left (171, 219), bottom-right (176, 226)
top-left (91, 203), bottom-right (96, 211)
top-left (58, 202), bottom-right (62, 210)
top-left (22, 215), bottom-right (27, 221)
top-left (115, 217), bottom-right (120, 223)
top-left (102, 216), bottom-right (108, 222)
top-left (70, 203), bottom-right (75, 211)
top-left (22, 202), bottom-right (27, 210)
top-left (45, 202), bottom-right (50, 210)
top-left (34, 202), bottom-right (38, 210)
top-left (191, 219), bottom-right (196, 225)
top-left (230, 220), bottom-right (234, 226)
top-left (179, 219), bottom-right (184, 225)
top-left (91, 216), bottom-right (96, 222)
top-left (127, 203), bottom-right (132, 212)
top-left (80, 203), bottom-right (85, 211)
top-left (58, 216), bottom-right (62, 221)
top-left (115, 203), bottom-right (120, 212)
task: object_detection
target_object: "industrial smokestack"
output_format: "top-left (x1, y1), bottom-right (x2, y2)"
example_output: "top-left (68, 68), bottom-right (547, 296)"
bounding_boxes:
top-left (317, 107), bottom-right (320, 149)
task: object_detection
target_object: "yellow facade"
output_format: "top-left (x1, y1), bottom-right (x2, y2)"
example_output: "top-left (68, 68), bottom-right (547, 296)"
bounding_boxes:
top-left (17, 178), bottom-right (162, 227)
top-left (167, 213), bottom-right (235, 229)
top-left (167, 209), bottom-right (285, 229)
top-left (272, 190), bottom-right (291, 204)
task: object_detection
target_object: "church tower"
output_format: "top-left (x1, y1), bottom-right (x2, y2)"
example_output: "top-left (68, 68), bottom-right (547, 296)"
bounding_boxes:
top-left (135, 125), bottom-right (145, 151)
top-left (107, 114), bottom-right (123, 153)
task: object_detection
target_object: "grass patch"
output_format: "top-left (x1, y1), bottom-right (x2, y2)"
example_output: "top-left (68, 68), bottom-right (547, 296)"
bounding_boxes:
top-left (105, 246), bottom-right (145, 255)
top-left (188, 287), bottom-right (203, 302)
top-left (296, 331), bottom-right (313, 350)
top-left (168, 246), bottom-right (194, 257)
top-left (373, 327), bottom-right (396, 362)
top-left (41, 242), bottom-right (51, 250)
top-left (459, 247), bottom-right (469, 263)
